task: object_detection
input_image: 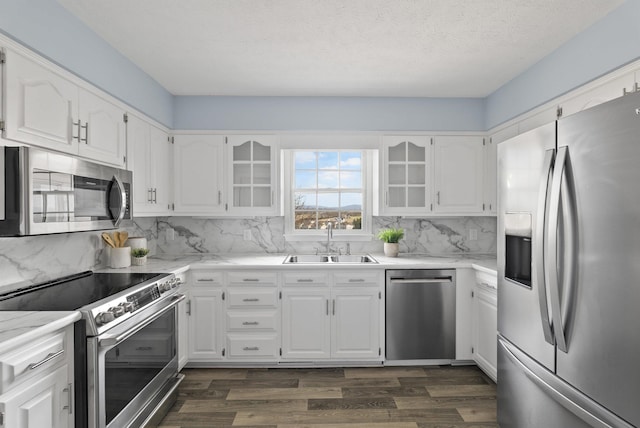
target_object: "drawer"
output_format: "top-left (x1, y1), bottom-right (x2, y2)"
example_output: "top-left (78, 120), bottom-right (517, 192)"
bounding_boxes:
top-left (227, 272), bottom-right (277, 285)
top-left (227, 288), bottom-right (278, 308)
top-left (0, 330), bottom-right (69, 394)
top-left (226, 311), bottom-right (278, 331)
top-left (475, 270), bottom-right (497, 291)
top-left (191, 271), bottom-right (224, 287)
top-left (334, 271), bottom-right (382, 286)
top-left (226, 334), bottom-right (279, 358)
top-left (282, 272), bottom-right (329, 285)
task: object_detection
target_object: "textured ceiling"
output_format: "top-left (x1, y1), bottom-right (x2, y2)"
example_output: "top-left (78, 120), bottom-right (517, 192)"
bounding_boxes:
top-left (57, 0), bottom-right (623, 97)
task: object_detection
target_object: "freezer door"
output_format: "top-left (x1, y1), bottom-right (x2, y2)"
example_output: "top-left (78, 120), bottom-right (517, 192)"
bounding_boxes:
top-left (554, 91), bottom-right (640, 426)
top-left (498, 337), bottom-right (633, 428)
top-left (497, 122), bottom-right (555, 370)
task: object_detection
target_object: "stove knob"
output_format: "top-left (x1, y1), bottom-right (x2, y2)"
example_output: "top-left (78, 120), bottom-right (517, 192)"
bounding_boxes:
top-left (110, 306), bottom-right (125, 317)
top-left (160, 282), bottom-right (171, 292)
top-left (96, 311), bottom-right (115, 325)
top-left (119, 302), bottom-right (135, 313)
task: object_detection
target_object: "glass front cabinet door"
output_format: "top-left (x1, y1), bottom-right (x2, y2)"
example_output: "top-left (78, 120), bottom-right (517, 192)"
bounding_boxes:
top-left (381, 136), bottom-right (432, 215)
top-left (226, 135), bottom-right (279, 216)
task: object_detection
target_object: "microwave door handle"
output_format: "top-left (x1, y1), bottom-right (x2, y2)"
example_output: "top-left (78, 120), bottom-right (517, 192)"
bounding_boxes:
top-left (536, 149), bottom-right (555, 346)
top-left (548, 146), bottom-right (569, 353)
top-left (109, 175), bottom-right (127, 226)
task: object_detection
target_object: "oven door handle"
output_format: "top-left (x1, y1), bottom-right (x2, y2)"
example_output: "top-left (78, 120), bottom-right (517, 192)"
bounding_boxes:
top-left (99, 294), bottom-right (185, 348)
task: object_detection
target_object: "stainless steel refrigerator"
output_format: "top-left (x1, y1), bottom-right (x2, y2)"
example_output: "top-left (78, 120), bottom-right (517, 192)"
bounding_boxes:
top-left (497, 90), bottom-right (640, 427)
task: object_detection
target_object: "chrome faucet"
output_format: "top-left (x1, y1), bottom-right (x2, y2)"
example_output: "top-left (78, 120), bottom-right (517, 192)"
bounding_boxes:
top-left (326, 222), bottom-right (333, 252)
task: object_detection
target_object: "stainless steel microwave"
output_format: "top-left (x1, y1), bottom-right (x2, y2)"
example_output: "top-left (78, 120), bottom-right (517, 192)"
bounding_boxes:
top-left (0, 146), bottom-right (132, 236)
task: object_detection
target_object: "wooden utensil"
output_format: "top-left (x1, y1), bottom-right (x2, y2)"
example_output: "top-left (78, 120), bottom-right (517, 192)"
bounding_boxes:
top-left (101, 232), bottom-right (116, 248)
top-left (119, 231), bottom-right (128, 246)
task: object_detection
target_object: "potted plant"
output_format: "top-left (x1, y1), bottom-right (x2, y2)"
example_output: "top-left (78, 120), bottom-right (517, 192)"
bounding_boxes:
top-left (131, 247), bottom-right (150, 266)
top-left (377, 227), bottom-right (404, 257)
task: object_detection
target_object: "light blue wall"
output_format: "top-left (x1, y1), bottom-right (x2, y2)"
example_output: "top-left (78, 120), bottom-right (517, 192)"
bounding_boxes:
top-left (173, 96), bottom-right (485, 131)
top-left (485, 0), bottom-right (640, 129)
top-left (0, 0), bottom-right (174, 127)
top-left (1, 0), bottom-right (639, 132)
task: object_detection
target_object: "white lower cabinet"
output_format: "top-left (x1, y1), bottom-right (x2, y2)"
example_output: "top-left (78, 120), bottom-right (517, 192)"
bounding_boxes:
top-left (0, 324), bottom-right (75, 428)
top-left (472, 269), bottom-right (498, 381)
top-left (281, 286), bottom-right (331, 359)
top-left (455, 268), bottom-right (475, 360)
top-left (187, 271), bottom-right (225, 362)
top-left (281, 271), bottom-right (382, 361)
top-left (0, 365), bottom-right (70, 428)
top-left (225, 275), bottom-right (280, 361)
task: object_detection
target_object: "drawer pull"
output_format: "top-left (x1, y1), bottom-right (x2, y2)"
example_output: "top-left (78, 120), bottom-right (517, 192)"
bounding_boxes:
top-left (136, 346), bottom-right (153, 351)
top-left (297, 279), bottom-right (314, 283)
top-left (28, 349), bottom-right (64, 370)
top-left (348, 278), bottom-right (365, 282)
top-left (198, 278), bottom-right (215, 282)
top-left (243, 298), bottom-right (260, 302)
top-left (242, 278), bottom-right (259, 282)
top-left (242, 321), bottom-right (259, 326)
top-left (243, 346), bottom-right (260, 351)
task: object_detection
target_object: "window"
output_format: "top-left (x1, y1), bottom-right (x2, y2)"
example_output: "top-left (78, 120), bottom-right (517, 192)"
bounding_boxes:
top-left (284, 149), bottom-right (373, 239)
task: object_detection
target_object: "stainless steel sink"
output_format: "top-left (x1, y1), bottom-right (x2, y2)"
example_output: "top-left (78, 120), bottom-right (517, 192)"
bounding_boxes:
top-left (333, 254), bottom-right (378, 263)
top-left (283, 254), bottom-right (377, 264)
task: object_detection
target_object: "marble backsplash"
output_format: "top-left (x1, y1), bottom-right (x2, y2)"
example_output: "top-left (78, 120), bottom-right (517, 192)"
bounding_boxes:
top-left (154, 216), bottom-right (496, 256)
top-left (0, 216), bottom-right (495, 291)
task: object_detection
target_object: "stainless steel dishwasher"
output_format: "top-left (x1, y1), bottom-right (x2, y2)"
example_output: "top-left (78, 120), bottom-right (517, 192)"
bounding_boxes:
top-left (385, 269), bottom-right (456, 361)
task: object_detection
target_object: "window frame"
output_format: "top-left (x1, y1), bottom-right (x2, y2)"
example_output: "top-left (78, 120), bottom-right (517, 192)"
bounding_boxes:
top-left (282, 149), bottom-right (374, 241)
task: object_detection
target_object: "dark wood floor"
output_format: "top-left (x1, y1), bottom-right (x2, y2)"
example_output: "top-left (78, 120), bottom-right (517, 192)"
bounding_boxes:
top-left (158, 365), bottom-right (498, 427)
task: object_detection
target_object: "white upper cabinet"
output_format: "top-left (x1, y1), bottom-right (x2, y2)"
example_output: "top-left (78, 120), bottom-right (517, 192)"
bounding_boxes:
top-left (173, 135), bottom-right (225, 214)
top-left (3, 48), bottom-right (126, 167)
top-left (484, 137), bottom-right (497, 214)
top-left (127, 114), bottom-right (172, 216)
top-left (433, 136), bottom-right (485, 214)
top-left (381, 136), bottom-right (432, 215)
top-left (4, 49), bottom-right (79, 154)
top-left (77, 89), bottom-right (126, 166)
top-left (560, 71), bottom-right (636, 118)
top-left (226, 135), bottom-right (279, 216)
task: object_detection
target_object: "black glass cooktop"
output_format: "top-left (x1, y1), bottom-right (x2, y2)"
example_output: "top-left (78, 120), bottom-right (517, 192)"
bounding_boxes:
top-left (0, 271), bottom-right (167, 311)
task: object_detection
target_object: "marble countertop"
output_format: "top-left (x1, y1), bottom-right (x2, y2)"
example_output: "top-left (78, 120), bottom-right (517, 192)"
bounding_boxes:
top-left (98, 253), bottom-right (498, 274)
top-left (0, 311), bottom-right (81, 350)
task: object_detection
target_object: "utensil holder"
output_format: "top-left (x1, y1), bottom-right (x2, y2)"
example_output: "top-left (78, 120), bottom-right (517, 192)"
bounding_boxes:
top-left (110, 246), bottom-right (131, 268)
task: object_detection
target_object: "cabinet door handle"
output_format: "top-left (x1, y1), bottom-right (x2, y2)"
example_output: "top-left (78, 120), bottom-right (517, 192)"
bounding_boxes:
top-left (348, 278), bottom-right (365, 282)
top-left (72, 120), bottom-right (81, 141)
top-left (242, 298), bottom-right (259, 302)
top-left (326, 299), bottom-right (329, 315)
top-left (152, 188), bottom-right (157, 203)
top-left (297, 279), bottom-right (314, 283)
top-left (332, 299), bottom-right (336, 315)
top-left (437, 191), bottom-right (441, 205)
top-left (81, 122), bottom-right (89, 144)
top-left (242, 321), bottom-right (259, 326)
top-left (63, 383), bottom-right (73, 414)
top-left (243, 346), bottom-right (260, 351)
top-left (242, 278), bottom-right (259, 282)
top-left (218, 190), bottom-right (222, 205)
top-left (186, 300), bottom-right (191, 315)
top-left (28, 349), bottom-right (65, 370)
top-left (147, 188), bottom-right (153, 203)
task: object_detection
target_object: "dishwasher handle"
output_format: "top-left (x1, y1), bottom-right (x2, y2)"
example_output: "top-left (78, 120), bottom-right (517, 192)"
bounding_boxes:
top-left (389, 277), bottom-right (453, 284)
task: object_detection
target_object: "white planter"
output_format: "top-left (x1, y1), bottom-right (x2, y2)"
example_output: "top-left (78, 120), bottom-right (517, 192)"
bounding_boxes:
top-left (131, 255), bottom-right (147, 266)
top-left (384, 242), bottom-right (400, 257)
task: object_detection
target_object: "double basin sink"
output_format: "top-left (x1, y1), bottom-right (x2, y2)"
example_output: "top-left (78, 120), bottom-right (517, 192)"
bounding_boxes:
top-left (283, 254), bottom-right (378, 264)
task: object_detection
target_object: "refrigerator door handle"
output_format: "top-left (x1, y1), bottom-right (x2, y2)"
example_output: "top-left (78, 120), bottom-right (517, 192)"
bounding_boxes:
top-left (536, 149), bottom-right (556, 345)
top-left (547, 146), bottom-right (569, 352)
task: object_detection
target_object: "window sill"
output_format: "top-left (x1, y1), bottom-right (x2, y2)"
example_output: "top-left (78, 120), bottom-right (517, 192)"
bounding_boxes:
top-left (284, 233), bottom-right (374, 242)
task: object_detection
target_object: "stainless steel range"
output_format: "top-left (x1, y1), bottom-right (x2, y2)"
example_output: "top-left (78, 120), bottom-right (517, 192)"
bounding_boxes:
top-left (0, 271), bottom-right (185, 428)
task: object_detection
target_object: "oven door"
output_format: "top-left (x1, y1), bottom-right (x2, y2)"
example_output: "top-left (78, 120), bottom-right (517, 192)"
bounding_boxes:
top-left (87, 294), bottom-right (184, 428)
